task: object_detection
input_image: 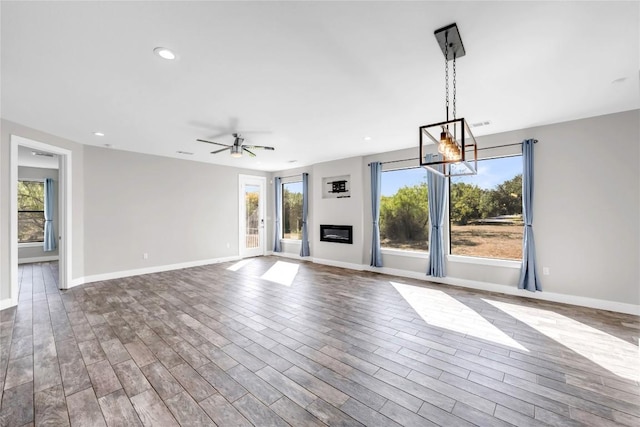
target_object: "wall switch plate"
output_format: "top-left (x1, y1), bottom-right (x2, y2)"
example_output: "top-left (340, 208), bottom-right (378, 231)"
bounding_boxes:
top-left (543, 267), bottom-right (549, 275)
top-left (143, 253), bottom-right (148, 260)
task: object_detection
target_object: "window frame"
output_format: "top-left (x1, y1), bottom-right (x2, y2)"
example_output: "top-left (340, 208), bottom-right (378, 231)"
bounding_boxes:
top-left (447, 153), bottom-right (524, 262)
top-left (281, 179), bottom-right (303, 242)
top-left (17, 179), bottom-right (46, 244)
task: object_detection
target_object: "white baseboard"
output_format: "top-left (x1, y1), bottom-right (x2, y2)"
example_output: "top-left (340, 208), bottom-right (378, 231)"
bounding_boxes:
top-left (271, 251), bottom-right (312, 261)
top-left (0, 298), bottom-right (16, 311)
top-left (70, 255), bottom-right (241, 288)
top-left (366, 265), bottom-right (640, 316)
top-left (18, 255), bottom-right (59, 265)
top-left (312, 257), bottom-right (364, 271)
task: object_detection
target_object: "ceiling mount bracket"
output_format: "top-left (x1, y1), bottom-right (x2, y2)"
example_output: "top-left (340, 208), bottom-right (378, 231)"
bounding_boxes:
top-left (434, 23), bottom-right (466, 60)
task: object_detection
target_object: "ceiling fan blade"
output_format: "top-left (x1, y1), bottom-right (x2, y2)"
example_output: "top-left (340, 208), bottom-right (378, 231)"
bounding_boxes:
top-left (197, 138), bottom-right (231, 148)
top-left (243, 145), bottom-right (275, 151)
top-left (243, 148), bottom-right (257, 157)
top-left (211, 147), bottom-right (231, 154)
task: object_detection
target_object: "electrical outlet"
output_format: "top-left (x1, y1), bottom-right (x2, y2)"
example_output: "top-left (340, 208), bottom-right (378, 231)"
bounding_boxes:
top-left (143, 253), bottom-right (148, 260)
top-left (226, 242), bottom-right (230, 249)
top-left (543, 267), bottom-right (550, 275)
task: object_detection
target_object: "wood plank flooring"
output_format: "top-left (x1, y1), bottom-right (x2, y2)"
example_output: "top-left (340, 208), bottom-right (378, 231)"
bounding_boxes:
top-left (0, 258), bottom-right (638, 426)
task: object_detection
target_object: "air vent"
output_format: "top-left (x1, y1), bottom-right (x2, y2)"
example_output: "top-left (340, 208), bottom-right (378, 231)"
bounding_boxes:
top-left (471, 121), bottom-right (491, 128)
top-left (32, 151), bottom-right (56, 157)
top-left (176, 151), bottom-right (194, 155)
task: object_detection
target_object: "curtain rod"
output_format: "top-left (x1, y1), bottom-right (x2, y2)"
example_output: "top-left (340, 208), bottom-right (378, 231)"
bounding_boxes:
top-left (367, 140), bottom-right (537, 166)
top-left (277, 173), bottom-right (303, 179)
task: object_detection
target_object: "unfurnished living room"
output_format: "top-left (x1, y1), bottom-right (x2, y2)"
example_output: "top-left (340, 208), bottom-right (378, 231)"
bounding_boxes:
top-left (0, 1), bottom-right (638, 426)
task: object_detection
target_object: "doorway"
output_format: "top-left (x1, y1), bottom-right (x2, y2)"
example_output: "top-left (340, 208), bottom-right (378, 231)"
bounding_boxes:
top-left (239, 175), bottom-right (266, 258)
top-left (10, 135), bottom-right (72, 304)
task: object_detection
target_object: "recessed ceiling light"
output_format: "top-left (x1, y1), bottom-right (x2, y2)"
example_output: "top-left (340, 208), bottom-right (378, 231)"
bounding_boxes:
top-left (611, 77), bottom-right (627, 84)
top-left (288, 160), bottom-right (297, 163)
top-left (93, 131), bottom-right (105, 136)
top-left (103, 144), bottom-right (112, 148)
top-left (363, 136), bottom-right (372, 141)
top-left (153, 47), bottom-right (176, 60)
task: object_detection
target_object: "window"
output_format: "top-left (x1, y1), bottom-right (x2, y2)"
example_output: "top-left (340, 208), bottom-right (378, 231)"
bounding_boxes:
top-left (449, 155), bottom-right (523, 260)
top-left (282, 181), bottom-right (303, 240)
top-left (380, 168), bottom-right (429, 252)
top-left (18, 180), bottom-right (45, 243)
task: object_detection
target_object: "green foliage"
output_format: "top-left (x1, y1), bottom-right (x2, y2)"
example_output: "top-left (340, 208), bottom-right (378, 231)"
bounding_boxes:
top-left (18, 181), bottom-right (44, 210)
top-left (283, 189), bottom-right (303, 236)
top-left (450, 174), bottom-right (522, 224)
top-left (380, 183), bottom-right (429, 243)
top-left (18, 181), bottom-right (45, 243)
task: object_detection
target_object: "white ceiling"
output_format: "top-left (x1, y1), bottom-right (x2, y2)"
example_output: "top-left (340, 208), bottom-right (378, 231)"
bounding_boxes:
top-left (2, 1), bottom-right (638, 171)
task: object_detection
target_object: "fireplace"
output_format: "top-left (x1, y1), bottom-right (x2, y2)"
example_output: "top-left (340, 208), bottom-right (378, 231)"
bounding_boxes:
top-left (320, 224), bottom-right (353, 244)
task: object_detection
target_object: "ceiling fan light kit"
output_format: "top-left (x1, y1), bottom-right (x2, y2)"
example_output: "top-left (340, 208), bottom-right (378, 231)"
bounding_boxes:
top-left (197, 133), bottom-right (275, 158)
top-left (420, 23), bottom-right (478, 177)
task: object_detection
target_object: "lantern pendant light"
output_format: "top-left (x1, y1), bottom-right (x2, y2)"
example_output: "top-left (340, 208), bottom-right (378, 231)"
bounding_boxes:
top-left (420, 23), bottom-right (478, 177)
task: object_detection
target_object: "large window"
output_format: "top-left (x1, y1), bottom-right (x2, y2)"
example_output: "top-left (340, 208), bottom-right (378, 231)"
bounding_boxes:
top-left (18, 180), bottom-right (45, 243)
top-left (282, 181), bottom-right (303, 240)
top-left (449, 155), bottom-right (523, 260)
top-left (380, 168), bottom-right (429, 252)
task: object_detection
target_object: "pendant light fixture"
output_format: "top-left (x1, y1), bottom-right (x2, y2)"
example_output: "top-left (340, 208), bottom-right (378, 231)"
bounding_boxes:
top-left (420, 23), bottom-right (478, 177)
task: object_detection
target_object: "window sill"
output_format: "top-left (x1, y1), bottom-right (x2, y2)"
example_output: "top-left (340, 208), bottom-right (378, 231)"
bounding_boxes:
top-left (447, 255), bottom-right (521, 269)
top-left (281, 239), bottom-right (302, 244)
top-left (19, 242), bottom-right (44, 248)
top-left (381, 248), bottom-right (429, 259)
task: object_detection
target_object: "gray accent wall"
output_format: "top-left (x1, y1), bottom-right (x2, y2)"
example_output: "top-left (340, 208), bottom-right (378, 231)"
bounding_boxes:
top-left (83, 146), bottom-right (267, 276)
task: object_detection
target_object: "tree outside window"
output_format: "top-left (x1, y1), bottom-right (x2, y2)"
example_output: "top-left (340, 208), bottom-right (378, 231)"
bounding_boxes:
top-left (379, 168), bottom-right (429, 252)
top-left (282, 181), bottom-right (303, 240)
top-left (449, 155), bottom-right (523, 260)
top-left (18, 180), bottom-right (45, 243)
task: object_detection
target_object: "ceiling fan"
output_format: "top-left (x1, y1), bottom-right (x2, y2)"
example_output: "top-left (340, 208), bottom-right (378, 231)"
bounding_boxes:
top-left (197, 133), bottom-right (275, 158)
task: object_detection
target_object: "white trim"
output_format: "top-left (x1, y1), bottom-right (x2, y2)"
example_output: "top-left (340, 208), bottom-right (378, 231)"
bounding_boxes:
top-left (0, 298), bottom-right (14, 311)
top-left (70, 255), bottom-right (241, 288)
top-left (18, 242), bottom-right (45, 248)
top-left (271, 251), bottom-right (311, 261)
top-left (381, 248), bottom-right (428, 259)
top-left (447, 254), bottom-right (521, 269)
top-left (11, 136), bottom-right (72, 304)
top-left (365, 265), bottom-right (639, 316)
top-left (311, 257), bottom-right (364, 271)
top-left (281, 238), bottom-right (302, 244)
top-left (18, 256), bottom-right (59, 265)
top-left (239, 174), bottom-right (267, 258)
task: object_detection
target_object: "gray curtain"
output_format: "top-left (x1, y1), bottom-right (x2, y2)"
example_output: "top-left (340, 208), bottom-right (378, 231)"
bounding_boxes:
top-left (43, 178), bottom-right (56, 252)
top-left (425, 154), bottom-right (446, 277)
top-left (518, 139), bottom-right (541, 291)
top-left (300, 173), bottom-right (310, 257)
top-left (370, 162), bottom-right (383, 267)
top-left (273, 177), bottom-right (282, 252)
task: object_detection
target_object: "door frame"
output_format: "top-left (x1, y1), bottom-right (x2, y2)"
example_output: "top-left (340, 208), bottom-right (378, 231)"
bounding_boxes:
top-left (238, 174), bottom-right (266, 258)
top-left (10, 135), bottom-right (72, 302)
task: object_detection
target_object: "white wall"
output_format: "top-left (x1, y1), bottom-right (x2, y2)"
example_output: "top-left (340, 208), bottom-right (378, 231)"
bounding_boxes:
top-left (17, 166), bottom-right (60, 262)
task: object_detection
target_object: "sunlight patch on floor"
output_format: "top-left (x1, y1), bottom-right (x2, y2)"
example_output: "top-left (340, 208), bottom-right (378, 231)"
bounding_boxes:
top-left (484, 299), bottom-right (640, 382)
top-left (226, 259), bottom-right (255, 271)
top-left (391, 282), bottom-right (528, 351)
top-left (260, 261), bottom-right (300, 286)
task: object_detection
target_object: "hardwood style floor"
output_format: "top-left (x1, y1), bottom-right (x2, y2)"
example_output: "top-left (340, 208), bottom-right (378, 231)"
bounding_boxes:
top-left (1, 258), bottom-right (638, 426)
